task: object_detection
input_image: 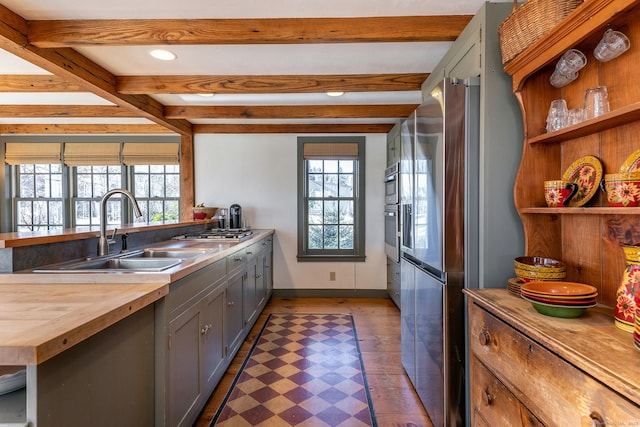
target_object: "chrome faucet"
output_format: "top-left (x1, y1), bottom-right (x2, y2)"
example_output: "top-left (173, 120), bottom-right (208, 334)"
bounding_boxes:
top-left (97, 188), bottom-right (143, 256)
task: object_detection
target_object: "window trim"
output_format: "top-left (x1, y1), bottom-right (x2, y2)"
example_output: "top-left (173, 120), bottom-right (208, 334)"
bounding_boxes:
top-left (297, 136), bottom-right (366, 262)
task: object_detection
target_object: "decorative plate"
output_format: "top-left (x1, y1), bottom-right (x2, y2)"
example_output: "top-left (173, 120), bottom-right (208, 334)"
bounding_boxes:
top-left (619, 148), bottom-right (640, 173)
top-left (561, 155), bottom-right (603, 207)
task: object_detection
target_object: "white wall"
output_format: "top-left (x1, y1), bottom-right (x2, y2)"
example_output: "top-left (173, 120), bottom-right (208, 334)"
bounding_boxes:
top-left (194, 133), bottom-right (387, 291)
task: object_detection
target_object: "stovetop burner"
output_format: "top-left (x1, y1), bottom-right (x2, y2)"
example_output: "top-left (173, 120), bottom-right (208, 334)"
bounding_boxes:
top-left (173, 228), bottom-right (254, 242)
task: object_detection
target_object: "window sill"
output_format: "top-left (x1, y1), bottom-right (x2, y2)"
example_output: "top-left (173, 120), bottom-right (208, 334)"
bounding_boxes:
top-left (296, 255), bottom-right (366, 262)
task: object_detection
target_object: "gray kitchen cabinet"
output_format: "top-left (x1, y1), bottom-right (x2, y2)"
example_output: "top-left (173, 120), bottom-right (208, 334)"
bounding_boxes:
top-left (386, 257), bottom-right (400, 308)
top-left (155, 232), bottom-right (274, 427)
top-left (225, 267), bottom-right (244, 360)
top-left (157, 258), bottom-right (227, 427)
top-left (168, 281), bottom-right (226, 427)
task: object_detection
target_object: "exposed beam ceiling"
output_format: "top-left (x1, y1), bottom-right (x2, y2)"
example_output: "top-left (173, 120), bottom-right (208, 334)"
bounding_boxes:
top-left (0, 3), bottom-right (193, 135)
top-left (27, 16), bottom-right (471, 46)
top-left (0, 1), bottom-right (480, 135)
top-left (116, 73), bottom-right (428, 95)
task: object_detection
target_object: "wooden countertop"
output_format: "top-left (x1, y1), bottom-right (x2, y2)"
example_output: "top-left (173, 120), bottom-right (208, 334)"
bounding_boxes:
top-left (0, 282), bottom-right (168, 366)
top-left (464, 288), bottom-right (640, 407)
top-left (0, 229), bottom-right (274, 366)
top-left (0, 218), bottom-right (214, 248)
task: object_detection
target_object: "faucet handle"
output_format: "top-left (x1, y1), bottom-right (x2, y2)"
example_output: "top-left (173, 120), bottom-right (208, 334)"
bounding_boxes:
top-left (108, 228), bottom-right (118, 243)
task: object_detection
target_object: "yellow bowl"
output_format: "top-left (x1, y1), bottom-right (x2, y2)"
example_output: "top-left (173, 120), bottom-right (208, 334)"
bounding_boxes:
top-left (514, 256), bottom-right (566, 273)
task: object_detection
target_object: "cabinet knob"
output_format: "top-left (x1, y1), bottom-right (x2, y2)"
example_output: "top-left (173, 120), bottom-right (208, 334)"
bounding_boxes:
top-left (483, 389), bottom-right (495, 406)
top-left (227, 301), bottom-right (234, 307)
top-left (200, 324), bottom-right (211, 335)
top-left (479, 329), bottom-right (491, 346)
top-left (588, 412), bottom-right (605, 427)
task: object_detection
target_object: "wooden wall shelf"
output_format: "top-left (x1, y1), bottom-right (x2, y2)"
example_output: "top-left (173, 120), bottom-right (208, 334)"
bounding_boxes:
top-left (528, 101), bottom-right (640, 145)
top-left (507, 0), bottom-right (640, 310)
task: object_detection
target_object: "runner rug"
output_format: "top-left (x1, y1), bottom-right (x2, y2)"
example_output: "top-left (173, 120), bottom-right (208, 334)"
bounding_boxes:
top-left (210, 313), bottom-right (377, 426)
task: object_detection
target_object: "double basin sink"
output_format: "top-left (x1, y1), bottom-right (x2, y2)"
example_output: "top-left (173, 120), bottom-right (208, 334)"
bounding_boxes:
top-left (33, 247), bottom-right (214, 273)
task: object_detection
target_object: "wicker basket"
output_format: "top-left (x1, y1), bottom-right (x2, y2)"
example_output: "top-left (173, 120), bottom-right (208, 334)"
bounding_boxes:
top-left (498, 0), bottom-right (583, 64)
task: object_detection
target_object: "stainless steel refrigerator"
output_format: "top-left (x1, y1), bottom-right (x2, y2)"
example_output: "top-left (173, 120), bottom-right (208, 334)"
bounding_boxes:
top-left (400, 77), bottom-right (477, 427)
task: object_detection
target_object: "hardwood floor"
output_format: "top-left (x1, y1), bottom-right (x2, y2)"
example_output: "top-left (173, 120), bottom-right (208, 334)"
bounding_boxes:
top-left (195, 297), bottom-right (434, 427)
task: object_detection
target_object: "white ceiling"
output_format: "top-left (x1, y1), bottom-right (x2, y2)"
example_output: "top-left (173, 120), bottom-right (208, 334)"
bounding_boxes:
top-left (0, 0), bottom-right (504, 130)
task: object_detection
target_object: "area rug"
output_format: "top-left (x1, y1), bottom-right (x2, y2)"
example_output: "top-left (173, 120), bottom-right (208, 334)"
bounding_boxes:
top-left (210, 313), bottom-right (378, 426)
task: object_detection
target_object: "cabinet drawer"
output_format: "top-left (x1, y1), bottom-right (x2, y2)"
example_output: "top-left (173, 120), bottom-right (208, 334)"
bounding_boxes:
top-left (470, 355), bottom-right (543, 427)
top-left (226, 249), bottom-right (246, 275)
top-left (469, 302), bottom-right (640, 426)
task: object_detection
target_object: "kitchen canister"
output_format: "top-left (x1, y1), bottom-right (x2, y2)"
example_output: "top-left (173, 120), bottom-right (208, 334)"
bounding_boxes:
top-left (616, 245), bottom-right (640, 333)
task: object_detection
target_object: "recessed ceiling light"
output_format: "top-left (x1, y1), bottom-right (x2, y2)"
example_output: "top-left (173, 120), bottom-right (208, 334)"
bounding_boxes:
top-left (197, 93), bottom-right (215, 97)
top-left (326, 91), bottom-right (345, 97)
top-left (149, 49), bottom-right (177, 61)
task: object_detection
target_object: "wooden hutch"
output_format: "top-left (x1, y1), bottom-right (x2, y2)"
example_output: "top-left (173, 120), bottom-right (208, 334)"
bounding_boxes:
top-left (466, 0), bottom-right (640, 425)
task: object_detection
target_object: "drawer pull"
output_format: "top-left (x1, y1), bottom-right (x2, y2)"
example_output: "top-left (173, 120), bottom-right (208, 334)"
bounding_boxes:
top-left (588, 411), bottom-right (605, 427)
top-left (479, 329), bottom-right (491, 346)
top-left (483, 389), bottom-right (495, 406)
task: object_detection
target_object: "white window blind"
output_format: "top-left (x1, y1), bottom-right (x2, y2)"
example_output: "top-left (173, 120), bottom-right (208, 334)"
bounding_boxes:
top-left (303, 142), bottom-right (359, 160)
top-left (5, 143), bottom-right (61, 165)
top-left (122, 143), bottom-right (180, 165)
top-left (64, 143), bottom-right (121, 166)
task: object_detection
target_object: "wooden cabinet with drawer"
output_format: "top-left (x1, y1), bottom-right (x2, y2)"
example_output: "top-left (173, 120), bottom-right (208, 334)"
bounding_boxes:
top-left (465, 289), bottom-right (640, 427)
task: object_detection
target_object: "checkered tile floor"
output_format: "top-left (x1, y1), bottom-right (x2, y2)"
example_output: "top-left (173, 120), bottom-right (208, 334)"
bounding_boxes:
top-left (210, 313), bottom-right (377, 426)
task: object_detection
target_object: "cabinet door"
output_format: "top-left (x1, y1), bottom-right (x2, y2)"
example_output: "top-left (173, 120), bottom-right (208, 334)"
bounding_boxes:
top-left (225, 270), bottom-right (244, 359)
top-left (201, 284), bottom-right (226, 394)
top-left (256, 251), bottom-right (267, 308)
top-left (387, 258), bottom-right (401, 308)
top-left (169, 302), bottom-right (202, 427)
top-left (243, 258), bottom-right (258, 327)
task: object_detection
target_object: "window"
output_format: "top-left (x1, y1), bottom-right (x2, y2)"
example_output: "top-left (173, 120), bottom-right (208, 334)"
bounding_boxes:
top-left (132, 164), bottom-right (181, 222)
top-left (297, 137), bottom-right (365, 261)
top-left (15, 164), bottom-right (64, 231)
top-left (5, 140), bottom-right (181, 231)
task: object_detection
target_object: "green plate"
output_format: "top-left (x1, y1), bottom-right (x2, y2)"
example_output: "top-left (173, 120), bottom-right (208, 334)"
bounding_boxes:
top-left (521, 295), bottom-right (595, 318)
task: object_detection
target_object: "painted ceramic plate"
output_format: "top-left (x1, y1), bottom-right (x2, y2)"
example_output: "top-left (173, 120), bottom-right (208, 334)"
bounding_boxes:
top-left (561, 155), bottom-right (603, 207)
top-left (619, 149), bottom-right (640, 173)
top-left (521, 281), bottom-right (598, 296)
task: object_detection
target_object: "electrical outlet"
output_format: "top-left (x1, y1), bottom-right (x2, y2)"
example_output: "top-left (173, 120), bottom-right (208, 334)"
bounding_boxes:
top-left (329, 272), bottom-right (336, 281)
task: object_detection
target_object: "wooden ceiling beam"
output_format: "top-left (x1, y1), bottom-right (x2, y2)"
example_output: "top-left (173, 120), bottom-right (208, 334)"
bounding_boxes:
top-left (0, 4), bottom-right (192, 135)
top-left (193, 123), bottom-right (394, 134)
top-left (0, 124), bottom-right (174, 134)
top-left (0, 75), bottom-right (84, 92)
top-left (165, 104), bottom-right (418, 119)
top-left (28, 16), bottom-right (472, 47)
top-left (0, 105), bottom-right (139, 117)
top-left (117, 73), bottom-right (427, 94)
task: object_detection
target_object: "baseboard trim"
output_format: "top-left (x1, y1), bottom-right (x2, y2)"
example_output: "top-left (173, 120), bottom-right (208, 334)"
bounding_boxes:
top-left (271, 289), bottom-right (390, 299)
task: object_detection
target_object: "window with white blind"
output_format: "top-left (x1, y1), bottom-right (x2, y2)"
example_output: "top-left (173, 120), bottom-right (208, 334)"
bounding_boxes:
top-left (297, 136), bottom-right (366, 261)
top-left (4, 140), bottom-right (181, 231)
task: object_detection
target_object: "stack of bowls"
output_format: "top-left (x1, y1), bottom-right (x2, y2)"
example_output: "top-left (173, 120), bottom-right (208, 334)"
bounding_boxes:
top-left (520, 281), bottom-right (598, 318)
top-left (514, 256), bottom-right (566, 282)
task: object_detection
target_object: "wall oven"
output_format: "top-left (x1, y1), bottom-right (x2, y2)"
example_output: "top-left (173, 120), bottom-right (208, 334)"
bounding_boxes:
top-left (384, 162), bottom-right (399, 205)
top-left (384, 204), bottom-right (400, 263)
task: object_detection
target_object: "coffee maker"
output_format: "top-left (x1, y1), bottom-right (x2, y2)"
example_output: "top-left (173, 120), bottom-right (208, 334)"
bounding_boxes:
top-left (229, 204), bottom-right (242, 229)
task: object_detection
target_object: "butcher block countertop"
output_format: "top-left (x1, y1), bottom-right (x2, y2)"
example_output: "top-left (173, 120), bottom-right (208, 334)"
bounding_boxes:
top-left (0, 282), bottom-right (168, 366)
top-left (0, 229), bottom-right (274, 366)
